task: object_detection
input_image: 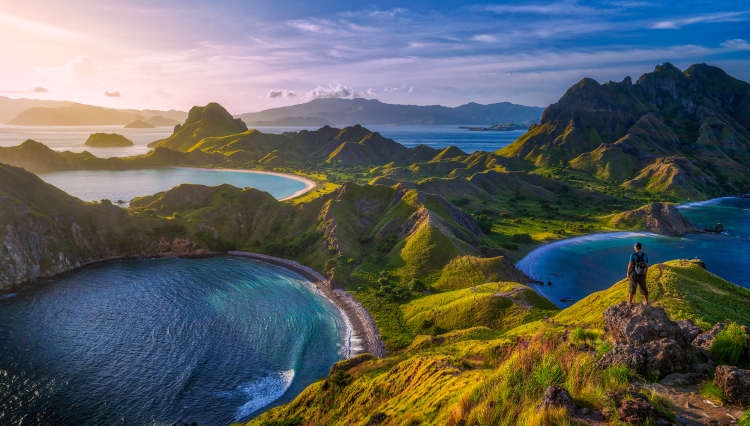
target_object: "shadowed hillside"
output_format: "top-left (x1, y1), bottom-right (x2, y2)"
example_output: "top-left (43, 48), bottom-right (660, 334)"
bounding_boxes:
top-left (498, 63), bottom-right (750, 200)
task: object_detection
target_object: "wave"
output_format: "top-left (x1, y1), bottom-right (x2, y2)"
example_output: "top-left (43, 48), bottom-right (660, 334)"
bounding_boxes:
top-left (229, 370), bottom-right (296, 421)
top-left (676, 197), bottom-right (736, 209)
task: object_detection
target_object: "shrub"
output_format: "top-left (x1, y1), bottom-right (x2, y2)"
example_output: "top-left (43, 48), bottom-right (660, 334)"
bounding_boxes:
top-left (324, 258), bottom-right (337, 271)
top-left (408, 278), bottom-right (426, 292)
top-left (570, 327), bottom-right (600, 344)
top-left (710, 322), bottom-right (748, 366)
top-left (452, 197), bottom-right (470, 207)
top-left (328, 371), bottom-right (353, 390)
top-left (511, 233), bottom-right (533, 244)
top-left (259, 418), bottom-right (303, 426)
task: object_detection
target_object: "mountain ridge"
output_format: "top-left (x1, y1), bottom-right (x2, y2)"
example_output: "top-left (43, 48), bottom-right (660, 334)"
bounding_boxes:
top-left (237, 98), bottom-right (544, 125)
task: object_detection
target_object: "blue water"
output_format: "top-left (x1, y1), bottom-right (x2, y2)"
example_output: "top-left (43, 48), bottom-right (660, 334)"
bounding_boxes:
top-left (37, 168), bottom-right (308, 204)
top-left (1, 124), bottom-right (523, 158)
top-left (252, 125), bottom-right (524, 154)
top-left (0, 257), bottom-right (345, 426)
top-left (518, 198), bottom-right (750, 307)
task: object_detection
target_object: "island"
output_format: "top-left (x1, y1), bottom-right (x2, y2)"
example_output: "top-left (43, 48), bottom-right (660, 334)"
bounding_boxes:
top-left (458, 123), bottom-right (529, 131)
top-left (84, 133), bottom-right (135, 147)
top-left (124, 119), bottom-right (156, 128)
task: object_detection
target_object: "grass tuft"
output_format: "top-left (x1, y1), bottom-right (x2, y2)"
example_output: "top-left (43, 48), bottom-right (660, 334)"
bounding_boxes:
top-left (710, 322), bottom-right (748, 366)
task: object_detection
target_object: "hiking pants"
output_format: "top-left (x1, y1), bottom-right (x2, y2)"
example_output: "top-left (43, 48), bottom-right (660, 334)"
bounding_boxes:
top-left (628, 273), bottom-right (648, 296)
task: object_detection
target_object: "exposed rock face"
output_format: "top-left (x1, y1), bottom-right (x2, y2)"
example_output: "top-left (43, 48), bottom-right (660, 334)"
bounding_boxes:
top-left (603, 302), bottom-right (690, 347)
top-left (537, 385), bottom-right (575, 413)
top-left (676, 319), bottom-right (703, 342)
top-left (713, 365), bottom-right (750, 406)
top-left (692, 322), bottom-right (726, 350)
top-left (643, 339), bottom-right (690, 380)
top-left (598, 345), bottom-right (646, 375)
top-left (609, 202), bottom-right (698, 236)
top-left (367, 412), bottom-right (388, 425)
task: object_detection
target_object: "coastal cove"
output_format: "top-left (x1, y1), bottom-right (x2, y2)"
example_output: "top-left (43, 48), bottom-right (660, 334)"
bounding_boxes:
top-left (0, 256), bottom-right (358, 426)
top-left (36, 167), bottom-right (316, 205)
top-left (518, 197), bottom-right (750, 307)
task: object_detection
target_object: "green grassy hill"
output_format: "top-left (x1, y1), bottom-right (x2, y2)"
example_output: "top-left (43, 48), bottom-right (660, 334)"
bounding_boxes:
top-left (497, 63), bottom-right (750, 200)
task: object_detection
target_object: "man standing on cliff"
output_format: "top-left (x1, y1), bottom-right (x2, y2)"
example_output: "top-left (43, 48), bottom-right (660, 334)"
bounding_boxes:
top-left (627, 242), bottom-right (650, 306)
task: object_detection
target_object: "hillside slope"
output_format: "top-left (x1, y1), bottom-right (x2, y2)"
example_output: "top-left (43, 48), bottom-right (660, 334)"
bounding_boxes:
top-left (498, 63), bottom-right (750, 200)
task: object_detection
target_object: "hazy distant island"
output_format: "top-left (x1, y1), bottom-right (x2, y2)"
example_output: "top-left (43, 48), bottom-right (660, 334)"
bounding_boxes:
top-left (2, 100), bottom-right (187, 126)
top-left (459, 123), bottom-right (529, 131)
top-left (244, 116), bottom-right (332, 127)
top-left (84, 132), bottom-right (134, 147)
top-left (236, 98), bottom-right (545, 125)
top-left (124, 119), bottom-right (156, 128)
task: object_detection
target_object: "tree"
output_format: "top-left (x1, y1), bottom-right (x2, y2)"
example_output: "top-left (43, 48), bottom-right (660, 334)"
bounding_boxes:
top-left (408, 278), bottom-right (426, 292)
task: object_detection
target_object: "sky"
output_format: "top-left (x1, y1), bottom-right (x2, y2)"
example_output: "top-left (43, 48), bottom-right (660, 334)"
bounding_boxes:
top-left (0, 0), bottom-right (748, 113)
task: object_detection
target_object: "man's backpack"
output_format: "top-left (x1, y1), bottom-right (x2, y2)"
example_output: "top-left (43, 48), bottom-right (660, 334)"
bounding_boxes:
top-left (633, 252), bottom-right (647, 275)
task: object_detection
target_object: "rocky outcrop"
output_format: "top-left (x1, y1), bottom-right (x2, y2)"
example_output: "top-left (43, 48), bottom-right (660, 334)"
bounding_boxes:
top-left (713, 365), bottom-right (750, 406)
top-left (598, 345), bottom-right (647, 375)
top-left (643, 339), bottom-right (690, 380)
top-left (609, 202), bottom-right (698, 236)
top-left (537, 385), bottom-right (575, 413)
top-left (607, 391), bottom-right (671, 425)
top-left (692, 322), bottom-right (726, 350)
top-left (676, 319), bottom-right (703, 342)
top-left (603, 302), bottom-right (690, 347)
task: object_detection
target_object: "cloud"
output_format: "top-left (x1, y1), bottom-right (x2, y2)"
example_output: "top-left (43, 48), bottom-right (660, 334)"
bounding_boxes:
top-left (368, 8), bottom-right (408, 19)
top-left (31, 86), bottom-right (49, 92)
top-left (651, 11), bottom-right (749, 29)
top-left (471, 34), bottom-right (497, 43)
top-left (605, 1), bottom-right (657, 8)
top-left (287, 19), bottom-right (335, 34)
top-left (104, 90), bottom-right (121, 97)
top-left (384, 84), bottom-right (414, 93)
top-left (721, 38), bottom-right (750, 51)
top-left (267, 89), bottom-right (297, 99)
top-left (366, 88), bottom-right (378, 95)
top-left (477, 0), bottom-right (596, 16)
top-left (305, 83), bottom-right (359, 99)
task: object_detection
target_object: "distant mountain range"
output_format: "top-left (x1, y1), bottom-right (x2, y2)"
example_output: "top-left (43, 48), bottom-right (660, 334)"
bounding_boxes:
top-left (0, 97), bottom-right (187, 126)
top-left (236, 98), bottom-right (544, 126)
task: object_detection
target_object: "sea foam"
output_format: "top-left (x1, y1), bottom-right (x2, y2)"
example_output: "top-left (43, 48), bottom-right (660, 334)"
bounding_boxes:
top-left (232, 370), bottom-right (295, 421)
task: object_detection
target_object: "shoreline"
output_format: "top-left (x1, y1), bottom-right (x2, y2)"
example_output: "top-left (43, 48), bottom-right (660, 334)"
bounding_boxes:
top-left (174, 167), bottom-right (317, 201)
top-left (226, 251), bottom-right (386, 359)
top-left (515, 194), bottom-right (745, 302)
top-left (1, 251), bottom-right (385, 361)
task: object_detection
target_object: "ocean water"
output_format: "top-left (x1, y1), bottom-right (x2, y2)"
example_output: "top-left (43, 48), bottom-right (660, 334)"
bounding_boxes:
top-left (0, 125), bottom-right (173, 157)
top-left (252, 125), bottom-right (525, 154)
top-left (518, 198), bottom-right (750, 307)
top-left (0, 257), bottom-right (346, 426)
top-left (0, 124), bottom-right (523, 157)
top-left (37, 168), bottom-right (308, 204)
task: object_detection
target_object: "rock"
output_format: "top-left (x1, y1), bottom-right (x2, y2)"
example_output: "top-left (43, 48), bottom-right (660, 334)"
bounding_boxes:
top-left (592, 410), bottom-right (604, 420)
top-left (603, 302), bottom-right (690, 347)
top-left (689, 363), bottom-right (714, 379)
top-left (580, 407), bottom-right (590, 415)
top-left (368, 412), bottom-right (388, 425)
top-left (537, 385), bottom-right (575, 413)
top-left (676, 319), bottom-right (703, 342)
top-left (598, 344), bottom-right (647, 375)
top-left (644, 338), bottom-right (691, 380)
top-left (660, 372), bottom-right (700, 387)
top-left (455, 420), bottom-right (466, 426)
top-left (693, 322), bottom-right (725, 350)
top-left (608, 391), bottom-right (671, 425)
top-left (713, 365), bottom-right (750, 406)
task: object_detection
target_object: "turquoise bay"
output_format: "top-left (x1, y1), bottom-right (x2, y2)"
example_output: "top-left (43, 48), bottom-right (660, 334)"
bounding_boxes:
top-left (0, 257), bottom-right (346, 426)
top-left (36, 168), bottom-right (309, 204)
top-left (518, 198), bottom-right (750, 307)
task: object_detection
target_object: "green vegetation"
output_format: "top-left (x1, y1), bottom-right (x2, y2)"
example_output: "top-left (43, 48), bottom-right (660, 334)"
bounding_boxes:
top-left (710, 323), bottom-right (749, 366)
top-left (84, 132), bottom-right (134, 147)
top-left (553, 259), bottom-right (750, 329)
